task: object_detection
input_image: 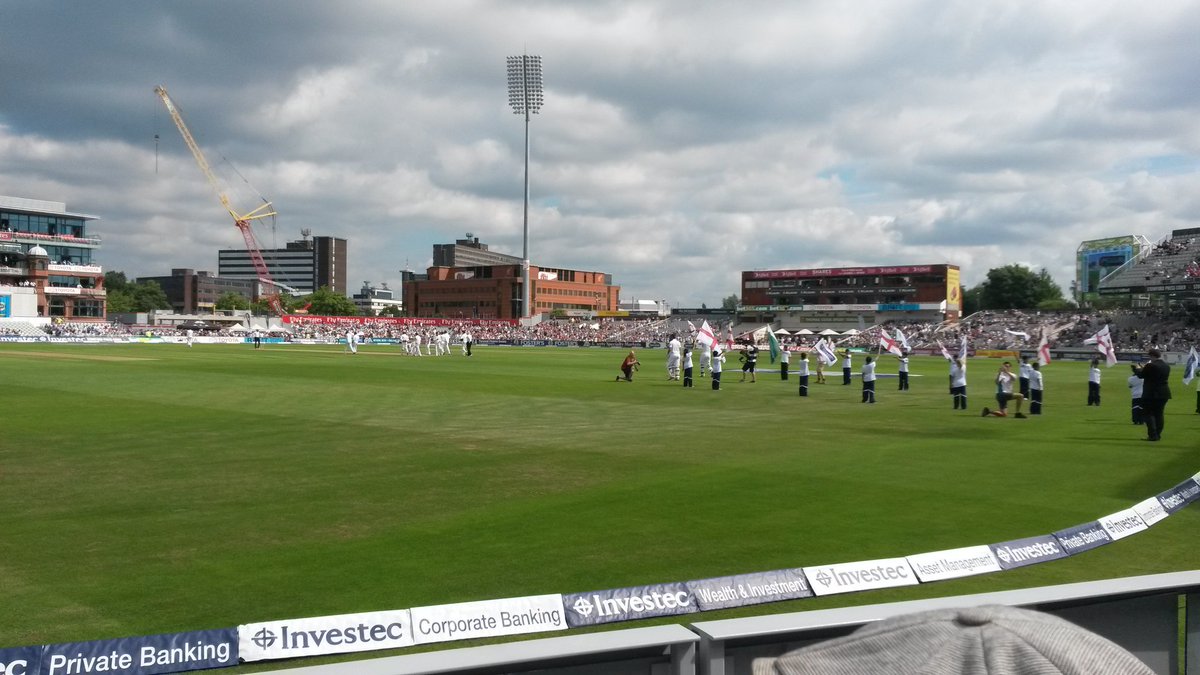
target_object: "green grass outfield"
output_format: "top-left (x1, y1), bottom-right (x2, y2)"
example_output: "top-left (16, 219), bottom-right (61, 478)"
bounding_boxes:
top-left (0, 342), bottom-right (1196, 664)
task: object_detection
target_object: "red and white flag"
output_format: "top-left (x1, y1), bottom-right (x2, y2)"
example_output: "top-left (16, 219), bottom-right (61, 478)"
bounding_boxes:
top-left (696, 320), bottom-right (717, 350)
top-left (1036, 329), bottom-right (1052, 366)
top-left (879, 332), bottom-right (904, 357)
top-left (1086, 325), bottom-right (1118, 367)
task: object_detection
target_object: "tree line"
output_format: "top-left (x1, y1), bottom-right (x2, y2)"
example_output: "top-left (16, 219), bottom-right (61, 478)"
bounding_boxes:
top-left (102, 271), bottom-right (363, 316)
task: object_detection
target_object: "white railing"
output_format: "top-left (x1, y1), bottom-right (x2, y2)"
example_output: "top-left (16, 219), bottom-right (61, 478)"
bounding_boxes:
top-left (256, 571), bottom-right (1199, 675)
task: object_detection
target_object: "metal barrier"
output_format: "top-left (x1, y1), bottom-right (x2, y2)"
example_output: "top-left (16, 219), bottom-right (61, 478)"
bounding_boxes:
top-left (259, 571), bottom-right (1198, 675)
top-left (691, 570), bottom-right (1200, 675)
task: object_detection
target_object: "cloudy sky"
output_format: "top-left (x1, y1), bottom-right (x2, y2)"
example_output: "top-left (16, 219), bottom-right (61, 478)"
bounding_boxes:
top-left (3, 1), bottom-right (1200, 307)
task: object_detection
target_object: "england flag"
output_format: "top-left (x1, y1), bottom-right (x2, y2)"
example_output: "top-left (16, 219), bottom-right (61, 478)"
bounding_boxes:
top-left (696, 320), bottom-right (717, 350)
top-left (879, 332), bottom-right (904, 357)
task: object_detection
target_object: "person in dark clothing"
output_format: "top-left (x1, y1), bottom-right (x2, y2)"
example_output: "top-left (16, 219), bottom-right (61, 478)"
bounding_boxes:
top-left (616, 350), bottom-right (640, 382)
top-left (1135, 348), bottom-right (1171, 441)
top-left (739, 343), bottom-right (758, 383)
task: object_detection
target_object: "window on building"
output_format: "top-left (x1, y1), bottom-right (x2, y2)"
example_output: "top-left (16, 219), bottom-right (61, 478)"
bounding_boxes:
top-left (74, 299), bottom-right (104, 317)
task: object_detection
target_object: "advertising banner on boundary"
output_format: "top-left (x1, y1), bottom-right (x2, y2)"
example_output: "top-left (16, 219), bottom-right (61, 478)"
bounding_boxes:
top-left (1098, 508), bottom-right (1148, 540)
top-left (562, 583), bottom-right (696, 627)
top-left (803, 558), bottom-right (917, 597)
top-left (905, 545), bottom-right (1001, 582)
top-left (0, 646), bottom-right (42, 675)
top-left (239, 610), bottom-right (413, 662)
top-left (988, 535), bottom-right (1066, 570)
top-left (282, 315), bottom-right (516, 327)
top-left (1053, 521), bottom-right (1113, 556)
top-left (1132, 496), bottom-right (1169, 527)
top-left (41, 628), bottom-right (237, 675)
top-left (686, 569), bottom-right (812, 611)
top-left (1157, 478), bottom-right (1200, 514)
top-left (409, 595), bottom-right (566, 645)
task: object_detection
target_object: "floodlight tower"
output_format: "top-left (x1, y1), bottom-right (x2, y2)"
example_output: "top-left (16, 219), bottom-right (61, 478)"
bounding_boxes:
top-left (506, 54), bottom-right (543, 318)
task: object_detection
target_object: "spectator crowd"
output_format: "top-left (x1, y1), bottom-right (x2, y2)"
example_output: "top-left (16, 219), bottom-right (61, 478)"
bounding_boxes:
top-left (3, 305), bottom-right (1197, 353)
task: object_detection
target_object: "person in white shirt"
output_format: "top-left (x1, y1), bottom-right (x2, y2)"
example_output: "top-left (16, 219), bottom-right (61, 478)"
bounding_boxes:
top-left (682, 347), bottom-right (694, 388)
top-left (461, 331), bottom-right (473, 356)
top-left (697, 342), bottom-right (711, 377)
top-left (666, 335), bottom-right (682, 380)
top-left (711, 349), bottom-right (725, 391)
top-left (841, 350), bottom-right (853, 385)
top-left (1029, 362), bottom-right (1044, 415)
top-left (413, 332), bottom-right (423, 356)
top-left (779, 345), bottom-right (790, 381)
top-left (949, 357), bottom-right (967, 410)
top-left (1087, 358), bottom-right (1101, 406)
top-left (1019, 357), bottom-right (1033, 398)
top-left (896, 351), bottom-right (909, 390)
top-left (983, 361), bottom-right (1026, 418)
top-left (796, 352), bottom-right (811, 396)
top-left (185, 328), bottom-right (194, 348)
top-left (400, 332), bottom-right (411, 354)
top-left (345, 329), bottom-right (358, 354)
top-left (861, 356), bottom-right (877, 403)
top-left (1127, 364), bottom-right (1144, 425)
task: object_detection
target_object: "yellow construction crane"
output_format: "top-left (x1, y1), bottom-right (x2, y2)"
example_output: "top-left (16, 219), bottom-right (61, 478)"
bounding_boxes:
top-left (154, 85), bottom-right (284, 313)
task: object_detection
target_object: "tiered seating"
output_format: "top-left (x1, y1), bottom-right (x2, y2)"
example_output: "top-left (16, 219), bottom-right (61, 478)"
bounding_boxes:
top-left (1100, 235), bottom-right (1200, 290)
top-left (0, 321), bottom-right (48, 337)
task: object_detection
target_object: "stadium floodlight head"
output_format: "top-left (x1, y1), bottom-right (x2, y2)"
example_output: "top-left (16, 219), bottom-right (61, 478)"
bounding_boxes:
top-left (506, 55), bottom-right (543, 116)
top-left (506, 54), bottom-right (543, 319)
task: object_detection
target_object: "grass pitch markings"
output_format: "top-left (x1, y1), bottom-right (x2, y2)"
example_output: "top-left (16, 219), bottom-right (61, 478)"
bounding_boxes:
top-left (0, 350), bottom-right (156, 362)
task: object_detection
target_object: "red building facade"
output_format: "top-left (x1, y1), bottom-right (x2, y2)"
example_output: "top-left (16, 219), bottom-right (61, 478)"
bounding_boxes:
top-left (403, 264), bottom-right (620, 320)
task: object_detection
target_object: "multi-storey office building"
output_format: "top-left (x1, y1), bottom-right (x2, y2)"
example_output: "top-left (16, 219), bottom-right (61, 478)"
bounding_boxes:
top-left (136, 268), bottom-right (255, 314)
top-left (218, 236), bottom-right (347, 297)
top-left (404, 236), bottom-right (620, 319)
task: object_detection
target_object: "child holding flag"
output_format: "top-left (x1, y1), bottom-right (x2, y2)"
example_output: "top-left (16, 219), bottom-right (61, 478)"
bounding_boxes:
top-left (797, 352), bottom-right (811, 396)
top-left (1087, 358), bottom-right (1102, 406)
top-left (711, 349), bottom-right (725, 390)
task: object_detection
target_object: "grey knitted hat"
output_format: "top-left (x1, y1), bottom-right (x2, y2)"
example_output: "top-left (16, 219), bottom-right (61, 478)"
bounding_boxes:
top-left (752, 605), bottom-right (1153, 675)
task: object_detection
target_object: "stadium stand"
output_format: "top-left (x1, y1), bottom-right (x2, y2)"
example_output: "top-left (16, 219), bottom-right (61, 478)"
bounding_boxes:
top-left (1099, 232), bottom-right (1200, 293)
top-left (0, 320), bottom-right (49, 337)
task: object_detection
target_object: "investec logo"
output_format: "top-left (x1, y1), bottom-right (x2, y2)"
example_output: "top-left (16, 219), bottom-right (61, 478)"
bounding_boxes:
top-left (987, 534), bottom-right (1067, 570)
top-left (0, 660), bottom-right (29, 675)
top-left (239, 610), bottom-right (413, 661)
top-left (803, 558), bottom-right (916, 596)
top-left (567, 586), bottom-right (693, 624)
top-left (1159, 480), bottom-right (1200, 512)
top-left (571, 590), bottom-right (690, 618)
top-left (1099, 509), bottom-right (1148, 541)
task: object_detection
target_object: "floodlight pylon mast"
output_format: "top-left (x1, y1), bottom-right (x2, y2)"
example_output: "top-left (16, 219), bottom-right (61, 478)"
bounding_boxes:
top-left (506, 55), bottom-right (543, 319)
